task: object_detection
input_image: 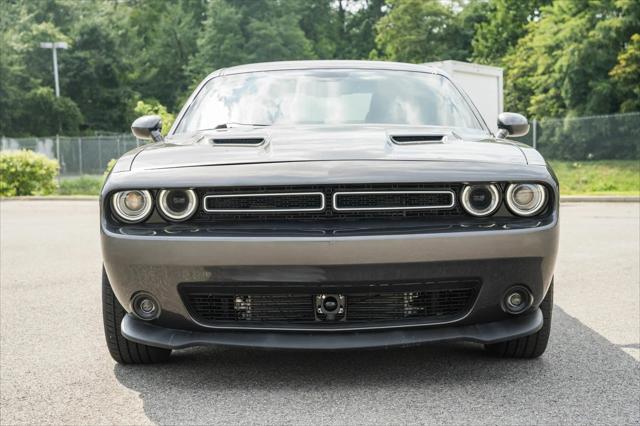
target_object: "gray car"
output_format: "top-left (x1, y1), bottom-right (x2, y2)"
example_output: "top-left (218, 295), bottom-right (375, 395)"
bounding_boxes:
top-left (101, 60), bottom-right (558, 364)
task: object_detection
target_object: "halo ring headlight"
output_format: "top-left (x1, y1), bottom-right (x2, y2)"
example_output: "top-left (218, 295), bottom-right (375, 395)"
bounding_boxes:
top-left (461, 184), bottom-right (501, 217)
top-left (111, 190), bottom-right (153, 223)
top-left (506, 183), bottom-right (547, 216)
top-left (157, 189), bottom-right (198, 222)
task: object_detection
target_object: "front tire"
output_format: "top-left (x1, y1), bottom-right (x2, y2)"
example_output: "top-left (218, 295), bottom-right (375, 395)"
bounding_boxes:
top-left (102, 268), bottom-right (171, 364)
top-left (485, 280), bottom-right (553, 358)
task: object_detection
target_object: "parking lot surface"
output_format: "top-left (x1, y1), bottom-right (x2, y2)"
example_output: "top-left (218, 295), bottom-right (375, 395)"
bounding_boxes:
top-left (1, 201), bottom-right (638, 425)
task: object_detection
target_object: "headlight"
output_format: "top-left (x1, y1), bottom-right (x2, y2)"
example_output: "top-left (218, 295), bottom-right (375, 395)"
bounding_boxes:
top-left (157, 189), bottom-right (197, 222)
top-left (506, 183), bottom-right (547, 216)
top-left (111, 190), bottom-right (153, 223)
top-left (461, 184), bottom-right (501, 217)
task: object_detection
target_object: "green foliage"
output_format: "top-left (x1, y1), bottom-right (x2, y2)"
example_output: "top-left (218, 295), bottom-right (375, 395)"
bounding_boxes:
top-left (133, 101), bottom-right (175, 135)
top-left (1, 0), bottom-right (639, 139)
top-left (0, 150), bottom-right (60, 196)
top-left (104, 158), bottom-right (117, 179)
top-left (504, 0), bottom-right (640, 118)
top-left (550, 160), bottom-right (640, 195)
top-left (127, 0), bottom-right (204, 111)
top-left (13, 87), bottom-right (83, 136)
top-left (57, 175), bottom-right (103, 195)
top-left (610, 33), bottom-right (640, 113)
top-left (374, 0), bottom-right (471, 62)
top-left (57, 160), bottom-right (121, 195)
top-left (60, 16), bottom-right (134, 131)
top-left (341, 0), bottom-right (387, 59)
top-left (295, 0), bottom-right (340, 58)
top-left (471, 0), bottom-right (550, 65)
top-left (187, 0), bottom-right (315, 82)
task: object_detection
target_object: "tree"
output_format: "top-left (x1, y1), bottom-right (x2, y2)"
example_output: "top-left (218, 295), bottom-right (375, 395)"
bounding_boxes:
top-left (343, 0), bottom-right (386, 59)
top-left (471, 0), bottom-right (550, 66)
top-left (294, 0), bottom-right (340, 59)
top-left (127, 0), bottom-right (205, 111)
top-left (610, 33), bottom-right (640, 112)
top-left (13, 87), bottom-right (83, 136)
top-left (504, 0), bottom-right (640, 117)
top-left (59, 17), bottom-right (133, 131)
top-left (1, 0), bottom-right (135, 133)
top-left (374, 0), bottom-right (470, 63)
top-left (187, 0), bottom-right (314, 83)
top-left (454, 0), bottom-right (493, 62)
top-left (0, 9), bottom-right (76, 135)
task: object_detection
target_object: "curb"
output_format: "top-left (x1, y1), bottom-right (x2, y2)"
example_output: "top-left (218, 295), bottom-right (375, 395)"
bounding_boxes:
top-left (1, 196), bottom-right (98, 201)
top-left (560, 196), bottom-right (639, 202)
top-left (2, 195), bottom-right (638, 202)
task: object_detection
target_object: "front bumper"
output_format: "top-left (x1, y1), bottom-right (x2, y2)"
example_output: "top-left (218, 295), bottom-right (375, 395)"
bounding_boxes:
top-left (121, 308), bottom-right (543, 350)
top-left (102, 213), bottom-right (558, 343)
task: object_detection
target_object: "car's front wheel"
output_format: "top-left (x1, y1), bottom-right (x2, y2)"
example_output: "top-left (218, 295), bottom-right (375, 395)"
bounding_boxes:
top-left (102, 268), bottom-right (171, 364)
top-left (485, 280), bottom-right (553, 358)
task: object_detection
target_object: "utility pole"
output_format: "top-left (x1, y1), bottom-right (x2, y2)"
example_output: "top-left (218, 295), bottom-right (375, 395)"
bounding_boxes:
top-left (39, 41), bottom-right (68, 97)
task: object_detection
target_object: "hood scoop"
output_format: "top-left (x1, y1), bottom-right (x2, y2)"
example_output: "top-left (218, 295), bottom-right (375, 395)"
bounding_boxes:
top-left (211, 137), bottom-right (266, 147)
top-left (389, 134), bottom-right (445, 145)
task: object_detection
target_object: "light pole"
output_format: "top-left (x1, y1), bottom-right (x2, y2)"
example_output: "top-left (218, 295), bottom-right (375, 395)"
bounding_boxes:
top-left (39, 41), bottom-right (68, 97)
top-left (40, 41), bottom-right (68, 174)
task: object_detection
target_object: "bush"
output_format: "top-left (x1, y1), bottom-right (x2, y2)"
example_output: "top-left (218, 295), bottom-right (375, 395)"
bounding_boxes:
top-left (0, 150), bottom-right (60, 196)
top-left (58, 175), bottom-right (103, 195)
top-left (132, 100), bottom-right (175, 135)
top-left (57, 159), bottom-right (117, 196)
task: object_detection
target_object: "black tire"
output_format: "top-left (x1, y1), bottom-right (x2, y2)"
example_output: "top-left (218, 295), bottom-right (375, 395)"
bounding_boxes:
top-left (102, 268), bottom-right (171, 364)
top-left (485, 280), bottom-right (553, 358)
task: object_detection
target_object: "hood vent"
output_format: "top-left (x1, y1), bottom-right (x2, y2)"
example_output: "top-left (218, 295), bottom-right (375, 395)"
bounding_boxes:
top-left (390, 135), bottom-right (445, 145)
top-left (211, 137), bottom-right (266, 146)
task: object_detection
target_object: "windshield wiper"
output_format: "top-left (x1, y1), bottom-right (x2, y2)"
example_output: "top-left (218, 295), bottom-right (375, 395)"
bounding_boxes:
top-left (209, 122), bottom-right (271, 130)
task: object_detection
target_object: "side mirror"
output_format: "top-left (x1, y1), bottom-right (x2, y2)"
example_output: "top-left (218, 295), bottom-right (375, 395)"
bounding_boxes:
top-left (131, 115), bottom-right (164, 142)
top-left (496, 112), bottom-right (529, 139)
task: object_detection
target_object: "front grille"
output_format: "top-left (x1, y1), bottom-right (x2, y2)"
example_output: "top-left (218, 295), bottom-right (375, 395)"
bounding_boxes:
top-left (204, 192), bottom-right (324, 212)
top-left (180, 280), bottom-right (478, 328)
top-left (333, 191), bottom-right (454, 211)
top-left (193, 184), bottom-right (463, 222)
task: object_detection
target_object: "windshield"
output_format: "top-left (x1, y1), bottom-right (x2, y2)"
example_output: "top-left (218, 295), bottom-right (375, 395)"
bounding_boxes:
top-left (174, 69), bottom-right (486, 133)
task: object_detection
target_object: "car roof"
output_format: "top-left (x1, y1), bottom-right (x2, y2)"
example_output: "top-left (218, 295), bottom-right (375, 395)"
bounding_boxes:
top-left (211, 60), bottom-right (445, 78)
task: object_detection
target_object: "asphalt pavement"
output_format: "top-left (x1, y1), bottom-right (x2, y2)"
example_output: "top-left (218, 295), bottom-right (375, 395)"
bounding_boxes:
top-left (1, 201), bottom-right (638, 425)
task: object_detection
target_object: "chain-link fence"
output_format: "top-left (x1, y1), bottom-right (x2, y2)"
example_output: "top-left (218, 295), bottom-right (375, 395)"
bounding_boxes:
top-left (513, 111), bottom-right (640, 161)
top-left (1, 134), bottom-right (141, 176)
top-left (1, 112), bottom-right (639, 176)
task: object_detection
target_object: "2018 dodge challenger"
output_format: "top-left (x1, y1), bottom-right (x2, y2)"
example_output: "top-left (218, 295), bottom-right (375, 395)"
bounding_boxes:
top-left (101, 61), bottom-right (558, 364)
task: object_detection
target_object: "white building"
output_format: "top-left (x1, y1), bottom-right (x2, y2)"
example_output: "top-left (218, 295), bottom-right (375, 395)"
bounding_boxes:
top-left (424, 60), bottom-right (504, 133)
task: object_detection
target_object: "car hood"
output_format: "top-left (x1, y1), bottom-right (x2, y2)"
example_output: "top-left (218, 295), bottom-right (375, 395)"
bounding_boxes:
top-left (129, 125), bottom-right (527, 171)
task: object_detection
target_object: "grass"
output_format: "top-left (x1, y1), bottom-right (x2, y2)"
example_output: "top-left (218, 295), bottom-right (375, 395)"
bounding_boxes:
top-left (57, 175), bottom-right (104, 195)
top-left (550, 160), bottom-right (640, 195)
top-left (50, 161), bottom-right (639, 197)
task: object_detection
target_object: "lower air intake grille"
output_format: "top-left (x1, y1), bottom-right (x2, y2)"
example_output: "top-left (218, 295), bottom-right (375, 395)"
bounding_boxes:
top-left (180, 281), bottom-right (478, 328)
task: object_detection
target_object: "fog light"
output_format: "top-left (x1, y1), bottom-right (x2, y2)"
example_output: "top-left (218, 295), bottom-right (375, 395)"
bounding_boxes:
top-left (131, 293), bottom-right (161, 320)
top-left (507, 292), bottom-right (523, 307)
top-left (502, 286), bottom-right (532, 314)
